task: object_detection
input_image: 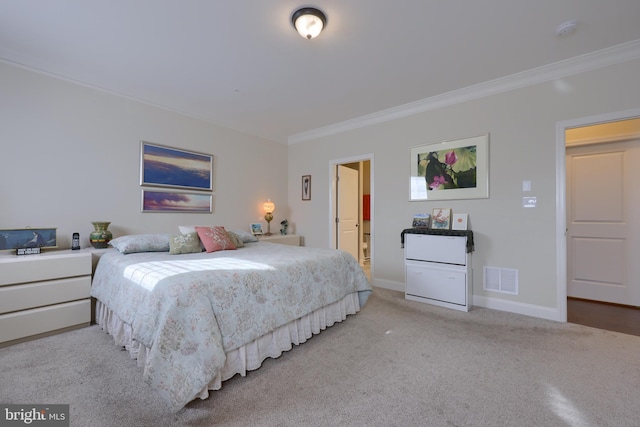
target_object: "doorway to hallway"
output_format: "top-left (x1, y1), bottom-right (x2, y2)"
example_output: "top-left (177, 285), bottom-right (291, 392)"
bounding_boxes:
top-left (564, 116), bottom-right (640, 331)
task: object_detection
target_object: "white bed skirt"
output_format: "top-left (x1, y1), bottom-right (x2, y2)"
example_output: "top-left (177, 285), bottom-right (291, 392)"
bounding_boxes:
top-left (95, 292), bottom-right (361, 402)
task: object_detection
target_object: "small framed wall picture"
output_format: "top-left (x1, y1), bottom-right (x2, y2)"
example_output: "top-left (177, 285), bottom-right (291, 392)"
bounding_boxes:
top-left (431, 208), bottom-right (452, 230)
top-left (250, 223), bottom-right (263, 235)
top-left (452, 213), bottom-right (469, 230)
top-left (302, 175), bottom-right (311, 201)
top-left (412, 213), bottom-right (431, 228)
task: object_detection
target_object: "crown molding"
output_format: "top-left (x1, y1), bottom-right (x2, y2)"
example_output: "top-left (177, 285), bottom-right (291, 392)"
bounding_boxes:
top-left (288, 39), bottom-right (640, 145)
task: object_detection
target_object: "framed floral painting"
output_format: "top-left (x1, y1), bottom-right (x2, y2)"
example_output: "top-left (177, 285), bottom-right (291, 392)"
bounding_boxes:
top-left (410, 134), bottom-right (489, 201)
top-left (431, 208), bottom-right (452, 230)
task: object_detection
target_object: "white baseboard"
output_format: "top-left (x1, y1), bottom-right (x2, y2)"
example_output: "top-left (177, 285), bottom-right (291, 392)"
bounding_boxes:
top-left (371, 278), bottom-right (404, 293)
top-left (473, 295), bottom-right (562, 322)
top-left (371, 278), bottom-right (562, 322)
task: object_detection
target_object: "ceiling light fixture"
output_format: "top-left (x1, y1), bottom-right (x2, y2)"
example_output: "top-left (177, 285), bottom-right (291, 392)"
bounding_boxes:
top-left (291, 7), bottom-right (327, 40)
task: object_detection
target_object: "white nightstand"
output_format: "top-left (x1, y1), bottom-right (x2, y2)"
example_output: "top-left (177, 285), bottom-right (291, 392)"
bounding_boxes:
top-left (81, 246), bottom-right (111, 275)
top-left (257, 234), bottom-right (301, 246)
top-left (0, 250), bottom-right (92, 347)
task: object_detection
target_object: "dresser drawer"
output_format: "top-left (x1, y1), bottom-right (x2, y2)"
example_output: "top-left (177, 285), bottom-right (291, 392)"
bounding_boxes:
top-left (405, 261), bottom-right (467, 306)
top-left (0, 252), bottom-right (91, 286)
top-left (0, 300), bottom-right (91, 344)
top-left (405, 234), bottom-right (467, 265)
top-left (0, 276), bottom-right (91, 314)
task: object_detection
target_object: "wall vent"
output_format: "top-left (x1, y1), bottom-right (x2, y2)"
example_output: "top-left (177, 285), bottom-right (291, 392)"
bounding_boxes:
top-left (484, 266), bottom-right (519, 295)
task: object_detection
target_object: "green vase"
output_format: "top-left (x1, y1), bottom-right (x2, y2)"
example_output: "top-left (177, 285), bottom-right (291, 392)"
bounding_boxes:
top-left (90, 221), bottom-right (112, 249)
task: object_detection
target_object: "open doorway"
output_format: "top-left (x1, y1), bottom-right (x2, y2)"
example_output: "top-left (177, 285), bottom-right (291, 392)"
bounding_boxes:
top-left (561, 115), bottom-right (640, 334)
top-left (330, 155), bottom-right (373, 282)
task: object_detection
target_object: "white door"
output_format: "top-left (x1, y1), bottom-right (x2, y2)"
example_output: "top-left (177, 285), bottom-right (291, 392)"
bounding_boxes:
top-left (337, 165), bottom-right (359, 261)
top-left (566, 139), bottom-right (640, 305)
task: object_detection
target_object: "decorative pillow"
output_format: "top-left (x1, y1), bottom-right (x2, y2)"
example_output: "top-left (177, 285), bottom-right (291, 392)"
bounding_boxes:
top-left (169, 232), bottom-right (203, 255)
top-left (230, 229), bottom-right (259, 243)
top-left (195, 226), bottom-right (237, 253)
top-left (179, 225), bottom-right (254, 246)
top-left (226, 230), bottom-right (245, 248)
top-left (178, 225), bottom-right (204, 250)
top-left (109, 234), bottom-right (170, 254)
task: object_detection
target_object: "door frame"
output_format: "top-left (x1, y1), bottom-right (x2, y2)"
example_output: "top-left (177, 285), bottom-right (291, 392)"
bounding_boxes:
top-left (555, 107), bottom-right (640, 322)
top-left (329, 154), bottom-right (374, 267)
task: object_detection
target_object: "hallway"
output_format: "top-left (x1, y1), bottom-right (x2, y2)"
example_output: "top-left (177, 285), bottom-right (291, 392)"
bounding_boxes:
top-left (568, 297), bottom-right (640, 337)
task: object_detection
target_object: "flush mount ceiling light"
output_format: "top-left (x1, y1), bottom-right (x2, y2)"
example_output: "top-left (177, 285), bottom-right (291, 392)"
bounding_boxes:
top-left (291, 7), bottom-right (327, 40)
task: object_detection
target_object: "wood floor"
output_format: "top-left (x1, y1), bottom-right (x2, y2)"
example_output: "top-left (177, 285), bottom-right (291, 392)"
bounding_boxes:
top-left (567, 297), bottom-right (640, 337)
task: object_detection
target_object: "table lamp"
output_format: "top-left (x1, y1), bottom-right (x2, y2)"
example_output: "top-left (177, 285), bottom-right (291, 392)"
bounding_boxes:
top-left (263, 199), bottom-right (275, 236)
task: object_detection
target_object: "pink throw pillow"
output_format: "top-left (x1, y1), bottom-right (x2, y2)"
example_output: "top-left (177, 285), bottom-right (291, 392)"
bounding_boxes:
top-left (195, 226), bottom-right (237, 253)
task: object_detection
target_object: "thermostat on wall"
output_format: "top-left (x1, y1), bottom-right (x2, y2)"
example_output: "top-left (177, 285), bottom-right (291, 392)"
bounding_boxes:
top-left (522, 196), bottom-right (537, 208)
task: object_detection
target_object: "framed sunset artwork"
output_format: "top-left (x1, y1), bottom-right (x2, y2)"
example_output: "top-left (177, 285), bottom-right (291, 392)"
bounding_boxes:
top-left (140, 141), bottom-right (213, 191)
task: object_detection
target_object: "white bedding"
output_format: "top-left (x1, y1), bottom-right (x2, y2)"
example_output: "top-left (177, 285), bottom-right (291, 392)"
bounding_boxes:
top-left (91, 242), bottom-right (372, 410)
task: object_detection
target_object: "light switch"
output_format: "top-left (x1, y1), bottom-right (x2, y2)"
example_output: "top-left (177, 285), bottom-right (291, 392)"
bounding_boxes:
top-left (522, 180), bottom-right (532, 192)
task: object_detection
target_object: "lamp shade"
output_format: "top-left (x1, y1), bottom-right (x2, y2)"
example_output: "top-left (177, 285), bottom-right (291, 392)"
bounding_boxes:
top-left (263, 199), bottom-right (275, 213)
top-left (292, 7), bottom-right (326, 40)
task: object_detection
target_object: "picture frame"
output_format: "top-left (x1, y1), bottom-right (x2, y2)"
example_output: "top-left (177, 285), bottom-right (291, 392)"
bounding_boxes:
top-left (431, 208), bottom-right (452, 230)
top-left (0, 228), bottom-right (57, 251)
top-left (250, 223), bottom-right (263, 235)
top-left (452, 213), bottom-right (469, 230)
top-left (302, 175), bottom-right (311, 201)
top-left (140, 141), bottom-right (213, 191)
top-left (141, 189), bottom-right (212, 213)
top-left (410, 134), bottom-right (489, 201)
top-left (412, 213), bottom-right (431, 228)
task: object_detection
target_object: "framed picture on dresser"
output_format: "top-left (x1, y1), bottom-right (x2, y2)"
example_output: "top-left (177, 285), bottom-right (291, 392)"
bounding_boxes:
top-left (0, 228), bottom-right (57, 251)
top-left (250, 223), bottom-right (264, 235)
top-left (431, 208), bottom-right (452, 230)
top-left (452, 214), bottom-right (469, 230)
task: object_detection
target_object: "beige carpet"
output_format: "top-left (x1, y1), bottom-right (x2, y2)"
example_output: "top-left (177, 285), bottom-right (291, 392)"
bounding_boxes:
top-left (1, 287), bottom-right (639, 426)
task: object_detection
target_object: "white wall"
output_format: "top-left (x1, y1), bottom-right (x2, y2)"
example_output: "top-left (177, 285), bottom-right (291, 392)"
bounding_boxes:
top-left (4, 54), bottom-right (640, 322)
top-left (0, 62), bottom-right (289, 248)
top-left (288, 58), bottom-right (640, 319)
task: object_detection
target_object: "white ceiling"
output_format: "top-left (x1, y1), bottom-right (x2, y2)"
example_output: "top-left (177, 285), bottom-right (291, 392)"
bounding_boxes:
top-left (1, 1), bottom-right (639, 144)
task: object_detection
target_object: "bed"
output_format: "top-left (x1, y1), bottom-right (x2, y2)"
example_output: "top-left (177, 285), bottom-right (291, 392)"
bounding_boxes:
top-left (90, 231), bottom-right (372, 411)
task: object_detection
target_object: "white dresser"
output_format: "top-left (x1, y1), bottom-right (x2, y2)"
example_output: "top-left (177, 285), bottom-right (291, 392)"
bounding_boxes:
top-left (404, 232), bottom-right (472, 312)
top-left (257, 234), bottom-right (301, 246)
top-left (0, 250), bottom-right (92, 347)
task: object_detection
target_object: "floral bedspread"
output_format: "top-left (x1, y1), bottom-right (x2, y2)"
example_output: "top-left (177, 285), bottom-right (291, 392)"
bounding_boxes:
top-left (90, 242), bottom-right (372, 411)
